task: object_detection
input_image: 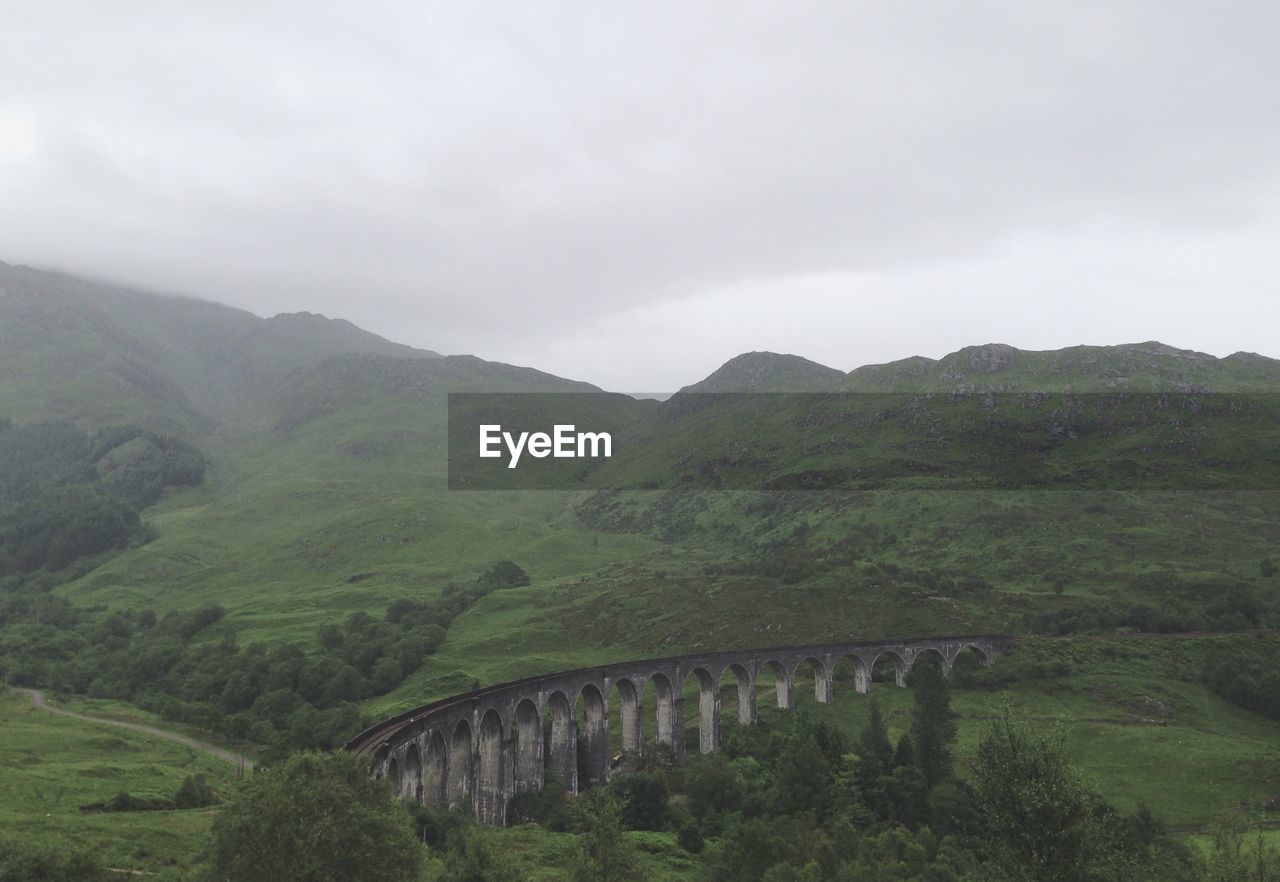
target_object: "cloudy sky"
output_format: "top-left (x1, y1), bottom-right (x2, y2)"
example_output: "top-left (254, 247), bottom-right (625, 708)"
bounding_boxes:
top-left (2, 2), bottom-right (1279, 390)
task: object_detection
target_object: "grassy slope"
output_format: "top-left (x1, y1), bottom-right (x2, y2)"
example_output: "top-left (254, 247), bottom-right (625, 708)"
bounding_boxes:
top-left (784, 637), bottom-right (1280, 830)
top-left (4, 265), bottom-right (1280, 868)
top-left (0, 688), bottom-right (243, 872)
top-left (467, 635), bottom-right (1280, 872)
top-left (842, 342), bottom-right (1280, 393)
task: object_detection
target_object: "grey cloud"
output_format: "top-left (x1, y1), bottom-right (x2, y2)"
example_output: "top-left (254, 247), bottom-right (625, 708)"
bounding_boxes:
top-left (1, 1), bottom-right (1278, 387)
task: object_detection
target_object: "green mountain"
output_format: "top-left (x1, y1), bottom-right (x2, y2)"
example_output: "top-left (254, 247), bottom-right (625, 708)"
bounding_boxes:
top-left (2, 261), bottom-right (1278, 661)
top-left (2, 262), bottom-right (1279, 874)
top-left (843, 341), bottom-right (1280, 392)
top-left (679, 343), bottom-right (1280, 394)
top-left (679, 351), bottom-right (847, 392)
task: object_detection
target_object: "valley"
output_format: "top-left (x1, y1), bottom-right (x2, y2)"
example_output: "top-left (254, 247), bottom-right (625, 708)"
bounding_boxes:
top-left (1, 260), bottom-right (1278, 877)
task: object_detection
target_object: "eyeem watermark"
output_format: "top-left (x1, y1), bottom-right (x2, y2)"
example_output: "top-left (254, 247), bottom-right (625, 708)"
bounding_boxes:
top-left (479, 424), bottom-right (613, 469)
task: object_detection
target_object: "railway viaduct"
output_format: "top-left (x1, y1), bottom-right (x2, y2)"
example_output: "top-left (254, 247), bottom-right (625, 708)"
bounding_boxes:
top-left (346, 634), bottom-right (1011, 825)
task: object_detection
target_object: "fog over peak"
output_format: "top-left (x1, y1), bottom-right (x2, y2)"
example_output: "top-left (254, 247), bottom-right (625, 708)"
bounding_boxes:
top-left (3, 2), bottom-right (1279, 390)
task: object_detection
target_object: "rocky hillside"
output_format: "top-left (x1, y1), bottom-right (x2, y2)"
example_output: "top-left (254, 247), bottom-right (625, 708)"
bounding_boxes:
top-left (841, 342), bottom-right (1280, 393)
top-left (674, 343), bottom-right (1280, 395)
top-left (679, 351), bottom-right (847, 392)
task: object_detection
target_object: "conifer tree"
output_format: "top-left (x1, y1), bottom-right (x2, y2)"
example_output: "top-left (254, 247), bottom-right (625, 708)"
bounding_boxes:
top-left (854, 698), bottom-right (894, 793)
top-left (909, 660), bottom-right (957, 788)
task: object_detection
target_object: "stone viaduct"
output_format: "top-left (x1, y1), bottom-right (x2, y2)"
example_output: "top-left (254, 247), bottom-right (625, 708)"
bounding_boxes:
top-left (347, 634), bottom-right (1011, 825)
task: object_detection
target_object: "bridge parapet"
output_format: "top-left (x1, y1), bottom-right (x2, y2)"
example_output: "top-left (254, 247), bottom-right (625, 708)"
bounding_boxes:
top-left (352, 634), bottom-right (1011, 824)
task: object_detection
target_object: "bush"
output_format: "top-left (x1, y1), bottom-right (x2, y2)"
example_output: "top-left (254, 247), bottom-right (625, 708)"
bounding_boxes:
top-left (439, 825), bottom-right (521, 882)
top-left (174, 774), bottom-right (218, 808)
top-left (479, 560), bottom-right (530, 589)
top-left (0, 835), bottom-right (107, 882)
top-left (677, 820), bottom-right (704, 853)
top-left (608, 771), bottom-right (670, 831)
top-left (200, 752), bottom-right (422, 882)
top-left (569, 792), bottom-right (642, 882)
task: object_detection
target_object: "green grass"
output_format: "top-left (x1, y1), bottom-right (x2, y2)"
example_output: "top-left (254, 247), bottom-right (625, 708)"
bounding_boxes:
top-left (36, 693), bottom-right (257, 763)
top-left (1186, 828), bottom-right (1280, 858)
top-left (419, 635), bottom-right (1280, 876)
top-left (421, 827), bottom-right (703, 882)
top-left (740, 638), bottom-right (1280, 830)
top-left (0, 688), bottom-right (244, 872)
top-left (5, 268), bottom-right (1280, 873)
top-left (29, 386), bottom-right (1280, 876)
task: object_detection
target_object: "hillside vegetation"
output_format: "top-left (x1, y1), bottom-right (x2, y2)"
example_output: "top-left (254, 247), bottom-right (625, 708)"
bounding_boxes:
top-left (1, 261), bottom-right (1279, 873)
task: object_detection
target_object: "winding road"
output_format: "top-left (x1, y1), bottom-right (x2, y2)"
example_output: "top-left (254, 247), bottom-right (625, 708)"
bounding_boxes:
top-left (26, 689), bottom-right (254, 772)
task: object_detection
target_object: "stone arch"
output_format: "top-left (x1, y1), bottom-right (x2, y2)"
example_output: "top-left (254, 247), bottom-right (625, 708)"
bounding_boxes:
top-left (447, 719), bottom-right (473, 808)
top-left (650, 672), bottom-right (679, 756)
top-left (871, 650), bottom-right (908, 687)
top-left (911, 647), bottom-right (949, 678)
top-left (476, 709), bottom-right (506, 824)
top-left (684, 667), bottom-right (720, 754)
top-left (948, 643), bottom-right (990, 682)
top-left (758, 659), bottom-right (794, 710)
top-left (576, 683), bottom-right (609, 789)
top-left (423, 730), bottom-right (447, 808)
top-left (402, 742), bottom-right (423, 804)
top-left (386, 756), bottom-right (402, 798)
top-left (612, 678), bottom-right (644, 760)
top-left (953, 642), bottom-right (990, 665)
top-left (512, 698), bottom-right (542, 794)
top-left (794, 656), bottom-right (831, 703)
top-left (545, 690), bottom-right (577, 794)
top-left (834, 654), bottom-right (871, 694)
top-left (720, 663), bottom-right (755, 726)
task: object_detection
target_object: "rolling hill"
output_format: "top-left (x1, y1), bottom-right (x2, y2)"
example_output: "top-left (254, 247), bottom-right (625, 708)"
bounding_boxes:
top-left (2, 261), bottom-right (1279, 872)
top-left (0, 261), bottom-right (1277, 658)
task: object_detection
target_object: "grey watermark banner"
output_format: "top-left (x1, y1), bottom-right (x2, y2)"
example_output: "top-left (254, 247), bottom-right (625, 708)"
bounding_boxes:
top-left (447, 392), bottom-right (1280, 491)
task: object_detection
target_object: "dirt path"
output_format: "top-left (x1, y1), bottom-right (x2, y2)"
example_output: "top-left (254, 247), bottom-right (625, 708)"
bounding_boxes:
top-left (26, 689), bottom-right (254, 772)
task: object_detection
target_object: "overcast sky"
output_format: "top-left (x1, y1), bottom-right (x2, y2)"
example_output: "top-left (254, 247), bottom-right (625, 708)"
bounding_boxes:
top-left (2, 2), bottom-right (1279, 390)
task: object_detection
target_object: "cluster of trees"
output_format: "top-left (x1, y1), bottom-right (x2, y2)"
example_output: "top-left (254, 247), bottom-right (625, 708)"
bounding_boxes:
top-left (410, 661), bottom-right (1226, 881)
top-left (665, 664), bottom-right (1203, 882)
top-left (9, 735), bottom-right (1280, 882)
top-left (494, 660), bottom-right (1264, 880)
top-left (1202, 639), bottom-right (1280, 720)
top-left (182, 662), bottom-right (1279, 882)
top-left (90, 773), bottom-right (218, 814)
top-left (0, 561), bottom-right (530, 759)
top-left (1025, 583), bottom-right (1280, 637)
top-left (0, 419), bottom-right (204, 575)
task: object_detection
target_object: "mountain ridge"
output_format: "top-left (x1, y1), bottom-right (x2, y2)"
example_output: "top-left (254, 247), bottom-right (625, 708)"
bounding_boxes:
top-left (6, 262), bottom-right (1280, 417)
top-left (681, 342), bottom-right (1280, 394)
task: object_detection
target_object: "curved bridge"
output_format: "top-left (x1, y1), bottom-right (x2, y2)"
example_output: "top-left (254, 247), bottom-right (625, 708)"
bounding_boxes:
top-left (347, 634), bottom-right (1011, 824)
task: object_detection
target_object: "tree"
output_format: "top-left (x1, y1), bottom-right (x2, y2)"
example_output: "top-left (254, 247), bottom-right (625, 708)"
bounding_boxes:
top-left (909, 660), bottom-right (956, 788)
top-left (1205, 813), bottom-right (1280, 882)
top-left (684, 753), bottom-right (744, 822)
top-left (893, 731), bottom-right (914, 769)
top-left (479, 560), bottom-right (530, 589)
top-left (372, 656), bottom-right (405, 693)
top-left (439, 825), bottom-right (521, 882)
top-left (200, 752), bottom-right (422, 882)
top-left (677, 821), bottom-right (705, 853)
top-left (854, 698), bottom-right (894, 794)
top-left (570, 792), bottom-right (642, 882)
top-left (971, 712), bottom-right (1118, 882)
top-left (774, 736), bottom-right (831, 817)
top-left (608, 771), bottom-right (669, 830)
top-left (883, 764), bottom-right (930, 829)
top-left (174, 773), bottom-right (217, 808)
